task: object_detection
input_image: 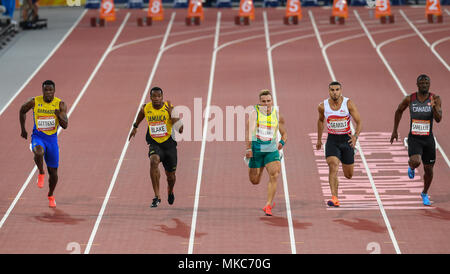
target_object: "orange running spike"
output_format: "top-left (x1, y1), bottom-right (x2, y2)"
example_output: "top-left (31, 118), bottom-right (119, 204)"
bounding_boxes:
top-left (48, 196), bottom-right (56, 208)
top-left (148, 0), bottom-right (164, 21)
top-left (37, 174), bottom-right (45, 188)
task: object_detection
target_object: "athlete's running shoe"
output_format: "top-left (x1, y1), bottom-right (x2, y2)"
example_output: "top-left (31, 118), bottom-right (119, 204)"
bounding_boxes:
top-left (48, 196), bottom-right (56, 208)
top-left (327, 196), bottom-right (340, 207)
top-left (421, 192), bottom-right (431, 206)
top-left (151, 196), bottom-right (161, 208)
top-left (263, 205), bottom-right (273, 216)
top-left (37, 174), bottom-right (45, 188)
top-left (408, 166), bottom-right (415, 179)
top-left (168, 192), bottom-right (175, 205)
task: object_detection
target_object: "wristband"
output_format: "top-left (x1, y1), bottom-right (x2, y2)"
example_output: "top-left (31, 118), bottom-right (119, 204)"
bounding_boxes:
top-left (133, 122), bottom-right (138, 129)
top-left (279, 140), bottom-right (285, 147)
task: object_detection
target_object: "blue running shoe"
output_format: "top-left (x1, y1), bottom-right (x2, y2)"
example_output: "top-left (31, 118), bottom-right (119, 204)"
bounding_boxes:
top-left (421, 193), bottom-right (431, 206)
top-left (408, 166), bottom-right (415, 179)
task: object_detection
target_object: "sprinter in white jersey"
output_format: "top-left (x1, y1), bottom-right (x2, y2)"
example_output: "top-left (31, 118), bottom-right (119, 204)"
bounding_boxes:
top-left (316, 81), bottom-right (362, 207)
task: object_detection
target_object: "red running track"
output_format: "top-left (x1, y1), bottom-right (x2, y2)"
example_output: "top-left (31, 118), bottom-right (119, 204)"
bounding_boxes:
top-left (0, 7), bottom-right (448, 254)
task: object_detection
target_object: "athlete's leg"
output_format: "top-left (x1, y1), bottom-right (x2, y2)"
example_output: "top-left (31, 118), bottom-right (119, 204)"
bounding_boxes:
top-left (33, 145), bottom-right (45, 175)
top-left (249, 167), bottom-right (264, 185)
top-left (342, 164), bottom-right (354, 179)
top-left (265, 161), bottom-right (280, 207)
top-left (47, 167), bottom-right (58, 197)
top-left (150, 154), bottom-right (161, 198)
top-left (423, 164), bottom-right (434, 194)
top-left (165, 170), bottom-right (176, 194)
top-left (408, 154), bottom-right (421, 169)
top-left (326, 156), bottom-right (340, 198)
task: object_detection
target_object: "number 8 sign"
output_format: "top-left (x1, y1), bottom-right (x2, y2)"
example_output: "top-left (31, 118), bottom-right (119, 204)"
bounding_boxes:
top-left (148, 0), bottom-right (164, 21)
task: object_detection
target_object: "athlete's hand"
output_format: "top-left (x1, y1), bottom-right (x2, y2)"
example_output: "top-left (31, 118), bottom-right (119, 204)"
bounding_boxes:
top-left (21, 129), bottom-right (28, 140)
top-left (164, 100), bottom-right (173, 118)
top-left (316, 140), bottom-right (322, 150)
top-left (246, 149), bottom-right (253, 159)
top-left (128, 128), bottom-right (137, 141)
top-left (390, 131), bottom-right (398, 144)
top-left (430, 95), bottom-right (440, 108)
top-left (348, 135), bottom-right (357, 148)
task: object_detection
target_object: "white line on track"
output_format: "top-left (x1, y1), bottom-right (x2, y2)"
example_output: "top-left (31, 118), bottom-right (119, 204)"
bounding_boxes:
top-left (83, 12), bottom-right (176, 254)
top-left (188, 11), bottom-right (221, 255)
top-left (0, 9), bottom-right (88, 117)
top-left (399, 9), bottom-right (450, 71)
top-left (0, 13), bottom-right (131, 230)
top-left (354, 10), bottom-right (450, 169)
top-left (309, 10), bottom-right (402, 254)
top-left (263, 10), bottom-right (296, 254)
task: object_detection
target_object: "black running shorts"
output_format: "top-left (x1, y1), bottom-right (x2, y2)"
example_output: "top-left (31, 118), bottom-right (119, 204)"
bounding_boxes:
top-left (408, 133), bottom-right (436, 165)
top-left (146, 130), bottom-right (178, 172)
top-left (325, 134), bottom-right (355, 165)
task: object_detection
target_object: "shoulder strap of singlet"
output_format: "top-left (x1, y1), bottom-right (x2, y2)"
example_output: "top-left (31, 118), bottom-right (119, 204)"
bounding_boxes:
top-left (410, 92), bottom-right (417, 102)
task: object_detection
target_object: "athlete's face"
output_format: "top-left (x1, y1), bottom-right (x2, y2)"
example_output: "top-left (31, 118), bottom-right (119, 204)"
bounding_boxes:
top-left (259, 95), bottom-right (273, 113)
top-left (42, 85), bottom-right (55, 103)
top-left (417, 78), bottom-right (430, 94)
top-left (150, 90), bottom-right (163, 108)
top-left (329, 85), bottom-right (342, 101)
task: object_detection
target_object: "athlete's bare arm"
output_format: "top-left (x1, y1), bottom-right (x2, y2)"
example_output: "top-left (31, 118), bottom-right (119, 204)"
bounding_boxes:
top-left (316, 102), bottom-right (325, 150)
top-left (19, 97), bottom-right (35, 140)
top-left (246, 110), bottom-right (257, 158)
top-left (431, 94), bottom-right (442, 123)
top-left (56, 101), bottom-right (68, 129)
top-left (128, 104), bottom-right (146, 141)
top-left (278, 113), bottom-right (287, 150)
top-left (390, 95), bottom-right (410, 144)
top-left (347, 99), bottom-right (361, 148)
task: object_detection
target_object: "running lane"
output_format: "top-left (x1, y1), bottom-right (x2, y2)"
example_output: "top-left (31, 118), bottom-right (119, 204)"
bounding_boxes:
top-left (325, 6), bottom-right (450, 253)
top-left (267, 7), bottom-right (398, 254)
top-left (0, 10), bottom-right (166, 253)
top-left (88, 9), bottom-right (220, 253)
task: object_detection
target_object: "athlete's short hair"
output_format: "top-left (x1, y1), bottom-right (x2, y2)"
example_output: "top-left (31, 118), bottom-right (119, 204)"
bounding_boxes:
top-left (42, 80), bottom-right (55, 89)
top-left (259, 89), bottom-right (272, 99)
top-left (328, 81), bottom-right (341, 88)
top-left (417, 74), bottom-right (430, 83)
top-left (150, 86), bottom-right (163, 96)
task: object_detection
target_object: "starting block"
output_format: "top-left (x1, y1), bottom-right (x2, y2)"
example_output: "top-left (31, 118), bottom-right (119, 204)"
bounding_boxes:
top-left (137, 17), bottom-right (152, 26)
top-left (380, 15), bottom-right (395, 24)
top-left (284, 0), bottom-right (302, 25)
top-left (90, 17), bottom-right (106, 27)
top-left (427, 14), bottom-right (443, 23)
top-left (185, 0), bottom-right (203, 26)
top-left (426, 0), bottom-right (443, 24)
top-left (330, 0), bottom-right (347, 25)
top-left (330, 16), bottom-right (345, 25)
top-left (236, 0), bottom-right (254, 26)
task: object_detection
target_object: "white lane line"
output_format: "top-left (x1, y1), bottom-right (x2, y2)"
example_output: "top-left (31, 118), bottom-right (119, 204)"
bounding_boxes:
top-left (309, 10), bottom-right (402, 254)
top-left (263, 10), bottom-right (296, 254)
top-left (0, 9), bottom-right (88, 117)
top-left (83, 12), bottom-right (176, 254)
top-left (188, 11), bottom-right (221, 255)
top-left (354, 10), bottom-right (450, 169)
top-left (399, 9), bottom-right (450, 71)
top-left (0, 13), bottom-right (131, 230)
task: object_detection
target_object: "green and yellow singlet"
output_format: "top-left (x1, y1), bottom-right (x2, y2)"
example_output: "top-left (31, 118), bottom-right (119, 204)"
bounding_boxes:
top-left (252, 105), bottom-right (279, 152)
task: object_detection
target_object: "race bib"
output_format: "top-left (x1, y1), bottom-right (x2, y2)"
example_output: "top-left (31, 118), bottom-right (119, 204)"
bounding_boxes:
top-left (150, 122), bottom-right (168, 138)
top-left (37, 116), bottom-right (56, 131)
top-left (256, 124), bottom-right (275, 141)
top-left (411, 119), bottom-right (430, 135)
top-left (327, 117), bottom-right (349, 133)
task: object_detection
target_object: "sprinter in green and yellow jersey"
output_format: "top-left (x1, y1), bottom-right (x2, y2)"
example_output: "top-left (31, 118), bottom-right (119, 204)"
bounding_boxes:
top-left (245, 89), bottom-right (287, 216)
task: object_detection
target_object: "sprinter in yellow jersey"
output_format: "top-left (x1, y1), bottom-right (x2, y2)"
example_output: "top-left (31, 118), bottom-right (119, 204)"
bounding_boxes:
top-left (129, 87), bottom-right (183, 208)
top-left (19, 80), bottom-right (68, 208)
top-left (245, 90), bottom-right (287, 216)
